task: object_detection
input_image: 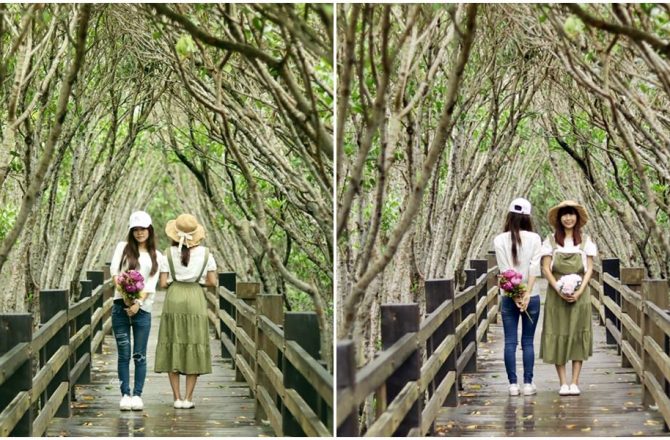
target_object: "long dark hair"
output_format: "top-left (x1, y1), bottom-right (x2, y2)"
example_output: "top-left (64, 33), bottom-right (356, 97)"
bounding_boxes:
top-left (554, 206), bottom-right (582, 247)
top-left (171, 241), bottom-right (191, 266)
top-left (503, 212), bottom-right (534, 265)
top-left (120, 225), bottom-right (158, 276)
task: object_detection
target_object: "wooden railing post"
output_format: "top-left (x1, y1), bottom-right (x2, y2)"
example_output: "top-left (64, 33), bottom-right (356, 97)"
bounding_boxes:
top-left (471, 259), bottom-right (488, 342)
top-left (640, 279), bottom-right (668, 409)
top-left (602, 258), bottom-right (620, 346)
top-left (336, 340), bottom-right (358, 437)
top-left (219, 272), bottom-right (236, 361)
top-left (487, 251), bottom-right (498, 324)
top-left (88, 270), bottom-right (107, 355)
top-left (75, 279), bottom-right (92, 394)
top-left (620, 267), bottom-right (643, 371)
top-left (255, 294), bottom-right (283, 424)
top-left (0, 314), bottom-right (33, 436)
top-left (282, 312), bottom-right (321, 436)
top-left (235, 282), bottom-right (258, 384)
top-left (40, 289), bottom-right (71, 418)
top-left (381, 303), bottom-right (421, 436)
top-left (462, 268), bottom-right (478, 375)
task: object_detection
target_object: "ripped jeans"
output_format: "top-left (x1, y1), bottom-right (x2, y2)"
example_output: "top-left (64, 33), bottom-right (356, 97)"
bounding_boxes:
top-left (111, 303), bottom-right (151, 396)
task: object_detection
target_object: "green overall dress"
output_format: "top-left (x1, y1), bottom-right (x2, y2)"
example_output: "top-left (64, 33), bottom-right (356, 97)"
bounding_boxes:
top-left (154, 247), bottom-right (212, 374)
top-left (539, 236), bottom-right (593, 365)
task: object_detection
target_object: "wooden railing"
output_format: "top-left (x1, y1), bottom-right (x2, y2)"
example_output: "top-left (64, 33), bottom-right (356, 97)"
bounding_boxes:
top-left (337, 255), bottom-right (499, 436)
top-left (0, 269), bottom-right (114, 436)
top-left (215, 273), bottom-right (333, 437)
top-left (589, 258), bottom-right (670, 432)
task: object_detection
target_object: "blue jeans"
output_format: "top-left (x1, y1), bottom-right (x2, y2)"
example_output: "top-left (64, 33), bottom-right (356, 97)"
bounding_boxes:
top-left (111, 303), bottom-right (151, 396)
top-left (501, 295), bottom-right (540, 384)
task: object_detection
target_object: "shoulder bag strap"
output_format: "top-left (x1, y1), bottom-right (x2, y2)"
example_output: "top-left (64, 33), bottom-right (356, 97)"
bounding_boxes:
top-left (166, 247), bottom-right (177, 281)
top-left (196, 247), bottom-right (210, 283)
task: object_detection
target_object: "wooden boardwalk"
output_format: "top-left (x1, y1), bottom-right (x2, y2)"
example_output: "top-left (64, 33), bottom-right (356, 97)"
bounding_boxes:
top-left (46, 292), bottom-right (273, 437)
top-left (435, 292), bottom-right (667, 437)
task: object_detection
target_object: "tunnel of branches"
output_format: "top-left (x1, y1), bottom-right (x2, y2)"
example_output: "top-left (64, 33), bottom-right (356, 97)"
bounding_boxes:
top-left (337, 2), bottom-right (670, 362)
top-left (0, 4), bottom-right (333, 357)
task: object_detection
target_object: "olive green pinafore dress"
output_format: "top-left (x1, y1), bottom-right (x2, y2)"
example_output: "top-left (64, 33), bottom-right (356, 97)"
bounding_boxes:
top-left (154, 248), bottom-right (212, 374)
top-left (539, 236), bottom-right (593, 365)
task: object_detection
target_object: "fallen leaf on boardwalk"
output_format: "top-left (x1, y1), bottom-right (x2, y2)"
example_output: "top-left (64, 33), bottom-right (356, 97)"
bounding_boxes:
top-left (632, 432), bottom-right (644, 436)
top-left (460, 393), bottom-right (476, 397)
top-left (135, 428), bottom-right (144, 432)
top-left (73, 403), bottom-right (89, 409)
top-left (238, 416), bottom-right (247, 419)
top-left (83, 422), bottom-right (93, 426)
top-left (523, 415), bottom-right (533, 420)
top-left (625, 401), bottom-right (635, 406)
top-left (581, 427), bottom-right (591, 432)
top-left (484, 400), bottom-right (492, 406)
top-left (203, 397), bottom-right (210, 401)
top-left (205, 433), bottom-right (211, 436)
top-left (469, 384), bottom-right (481, 390)
top-left (470, 411), bottom-right (481, 416)
top-left (645, 419), bottom-right (661, 426)
top-left (96, 413), bottom-right (104, 417)
top-left (465, 425), bottom-right (477, 430)
top-left (565, 424), bottom-right (576, 429)
top-left (82, 395), bottom-right (95, 401)
top-left (211, 421), bottom-right (222, 425)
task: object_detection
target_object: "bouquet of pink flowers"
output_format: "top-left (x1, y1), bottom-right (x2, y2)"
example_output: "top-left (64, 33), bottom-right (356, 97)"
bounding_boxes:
top-left (498, 268), bottom-right (533, 323)
top-left (556, 274), bottom-right (582, 297)
top-left (116, 270), bottom-right (144, 304)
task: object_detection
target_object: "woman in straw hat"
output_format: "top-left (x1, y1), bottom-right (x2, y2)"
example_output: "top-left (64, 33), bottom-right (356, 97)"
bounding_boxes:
top-left (155, 213), bottom-right (217, 409)
top-left (539, 200), bottom-right (597, 396)
top-left (493, 198), bottom-right (543, 397)
top-left (110, 211), bottom-right (162, 411)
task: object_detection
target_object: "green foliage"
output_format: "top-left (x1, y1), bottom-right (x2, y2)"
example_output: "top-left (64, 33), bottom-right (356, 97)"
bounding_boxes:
top-left (563, 15), bottom-right (585, 40)
top-left (175, 34), bottom-right (197, 59)
top-left (0, 205), bottom-right (17, 241)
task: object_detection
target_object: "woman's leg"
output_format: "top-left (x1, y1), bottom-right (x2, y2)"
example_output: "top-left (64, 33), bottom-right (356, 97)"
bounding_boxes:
top-left (131, 311), bottom-right (151, 397)
top-left (500, 296), bottom-right (520, 384)
top-left (111, 304), bottom-right (131, 396)
top-left (168, 372), bottom-right (182, 401)
top-left (520, 296), bottom-right (541, 384)
top-left (185, 374), bottom-right (198, 401)
top-left (571, 360), bottom-right (583, 385)
top-left (555, 364), bottom-right (568, 385)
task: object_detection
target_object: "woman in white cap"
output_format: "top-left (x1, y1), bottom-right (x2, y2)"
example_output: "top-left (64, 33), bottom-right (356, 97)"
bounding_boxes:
top-left (539, 200), bottom-right (597, 396)
top-left (493, 198), bottom-right (542, 396)
top-left (155, 213), bottom-right (217, 409)
top-left (109, 210), bottom-right (162, 411)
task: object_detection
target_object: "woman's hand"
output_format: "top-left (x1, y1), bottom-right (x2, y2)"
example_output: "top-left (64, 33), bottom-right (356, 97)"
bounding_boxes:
top-left (516, 294), bottom-right (530, 311)
top-left (126, 302), bottom-right (140, 316)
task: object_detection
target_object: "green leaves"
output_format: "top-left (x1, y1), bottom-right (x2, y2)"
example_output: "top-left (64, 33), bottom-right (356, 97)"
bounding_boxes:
top-left (175, 34), bottom-right (196, 59)
top-left (563, 15), bottom-right (585, 40)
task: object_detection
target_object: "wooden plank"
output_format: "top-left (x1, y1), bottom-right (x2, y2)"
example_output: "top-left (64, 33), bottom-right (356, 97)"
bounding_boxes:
top-left (353, 333), bottom-right (417, 401)
top-left (455, 313), bottom-right (476, 340)
top-left (205, 289), bottom-right (218, 308)
top-left (31, 345), bottom-right (69, 400)
top-left (234, 354), bottom-right (256, 391)
top-left (236, 326), bottom-right (257, 359)
top-left (620, 313), bottom-right (642, 344)
top-left (236, 282), bottom-right (260, 300)
top-left (476, 317), bottom-right (490, 343)
top-left (421, 371), bottom-right (456, 436)
top-left (207, 309), bottom-right (220, 338)
top-left (256, 385), bottom-right (282, 436)
top-left (257, 349), bottom-right (285, 397)
top-left (30, 311), bottom-right (67, 353)
top-left (218, 308), bottom-right (236, 333)
top-left (258, 315), bottom-right (285, 354)
top-left (417, 298), bottom-right (453, 344)
top-left (336, 340), bottom-right (357, 436)
top-left (645, 301), bottom-right (670, 337)
top-left (32, 382), bottom-right (68, 437)
top-left (285, 340), bottom-right (333, 406)
top-left (620, 340), bottom-right (642, 377)
top-left (605, 318), bottom-right (622, 345)
top-left (0, 391), bottom-right (30, 436)
top-left (643, 371), bottom-right (670, 430)
top-left (336, 388), bottom-right (354, 427)
top-left (283, 388), bottom-right (331, 437)
top-left (236, 300), bottom-right (256, 323)
top-left (418, 335), bottom-right (457, 393)
top-left (69, 324), bottom-right (91, 353)
top-left (68, 296), bottom-right (93, 321)
top-left (90, 297), bottom-right (112, 330)
top-left (69, 353), bottom-right (91, 386)
top-left (219, 289), bottom-right (237, 304)
top-left (456, 341), bottom-right (476, 375)
top-left (365, 381), bottom-right (420, 437)
top-left (221, 334), bottom-right (236, 359)
top-left (0, 343), bottom-right (30, 387)
top-left (602, 295), bottom-right (622, 319)
top-left (643, 335), bottom-right (670, 385)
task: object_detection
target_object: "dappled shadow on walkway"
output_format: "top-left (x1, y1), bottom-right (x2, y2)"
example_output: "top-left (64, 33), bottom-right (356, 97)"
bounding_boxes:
top-left (46, 293), bottom-right (272, 437)
top-left (435, 293), bottom-right (666, 436)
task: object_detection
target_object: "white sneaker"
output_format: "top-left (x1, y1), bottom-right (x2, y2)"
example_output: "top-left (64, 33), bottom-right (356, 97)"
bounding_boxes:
top-left (181, 399), bottom-right (195, 409)
top-left (522, 383), bottom-right (537, 395)
top-left (509, 384), bottom-right (520, 396)
top-left (569, 384), bottom-right (580, 395)
top-left (119, 395), bottom-right (132, 410)
top-left (173, 399), bottom-right (183, 409)
top-left (559, 384), bottom-right (570, 396)
top-left (130, 395), bottom-right (143, 410)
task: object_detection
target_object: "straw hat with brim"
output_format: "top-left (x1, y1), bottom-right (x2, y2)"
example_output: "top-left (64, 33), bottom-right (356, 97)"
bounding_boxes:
top-left (165, 214), bottom-right (206, 248)
top-left (547, 200), bottom-right (589, 229)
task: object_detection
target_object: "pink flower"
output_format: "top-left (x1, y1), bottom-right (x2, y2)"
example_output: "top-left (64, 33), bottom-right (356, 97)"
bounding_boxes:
top-left (510, 276), bottom-right (522, 286)
top-left (502, 281), bottom-right (514, 291)
top-left (502, 269), bottom-right (518, 279)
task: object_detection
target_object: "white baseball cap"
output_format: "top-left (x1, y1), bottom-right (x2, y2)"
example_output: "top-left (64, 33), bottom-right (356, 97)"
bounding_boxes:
top-left (129, 211), bottom-right (152, 230)
top-left (508, 198), bottom-right (531, 215)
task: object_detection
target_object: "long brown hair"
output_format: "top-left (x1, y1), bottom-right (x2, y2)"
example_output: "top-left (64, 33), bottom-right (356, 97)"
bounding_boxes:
top-left (503, 212), bottom-right (534, 265)
top-left (171, 241), bottom-right (191, 266)
top-left (120, 225), bottom-right (158, 276)
top-left (554, 206), bottom-right (582, 246)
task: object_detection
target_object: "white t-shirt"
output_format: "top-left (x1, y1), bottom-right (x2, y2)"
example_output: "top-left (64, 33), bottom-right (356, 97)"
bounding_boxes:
top-left (110, 242), bottom-right (163, 313)
top-left (493, 230), bottom-right (542, 297)
top-left (160, 246), bottom-right (217, 284)
top-left (540, 235), bottom-right (598, 271)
